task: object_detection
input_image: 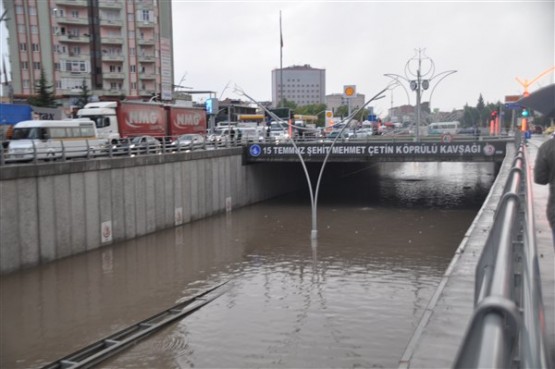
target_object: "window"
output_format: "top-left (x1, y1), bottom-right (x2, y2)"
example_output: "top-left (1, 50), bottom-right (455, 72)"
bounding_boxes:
top-left (70, 46), bottom-right (81, 56)
top-left (33, 62), bottom-right (41, 70)
top-left (19, 43), bottom-right (27, 51)
top-left (32, 44), bottom-right (40, 52)
top-left (23, 80), bottom-right (30, 88)
top-left (21, 61), bottom-right (28, 70)
top-left (16, 5), bottom-right (24, 14)
top-left (17, 25), bottom-right (26, 33)
top-left (130, 65), bottom-right (136, 72)
top-left (29, 6), bottom-right (36, 15)
top-left (131, 82), bottom-right (137, 89)
top-left (137, 9), bottom-right (154, 22)
top-left (62, 60), bottom-right (89, 73)
top-left (50, 128), bottom-right (67, 138)
top-left (71, 10), bottom-right (79, 18)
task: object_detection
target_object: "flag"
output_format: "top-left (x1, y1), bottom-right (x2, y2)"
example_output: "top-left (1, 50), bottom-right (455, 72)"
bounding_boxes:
top-left (280, 11), bottom-right (283, 48)
top-left (2, 56), bottom-right (7, 86)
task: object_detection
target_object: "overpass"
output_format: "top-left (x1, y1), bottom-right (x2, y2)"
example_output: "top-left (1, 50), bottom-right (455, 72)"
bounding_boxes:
top-left (245, 137), bottom-right (509, 163)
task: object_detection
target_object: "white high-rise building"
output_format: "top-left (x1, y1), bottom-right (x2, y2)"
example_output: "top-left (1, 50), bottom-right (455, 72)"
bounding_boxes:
top-left (271, 64), bottom-right (325, 107)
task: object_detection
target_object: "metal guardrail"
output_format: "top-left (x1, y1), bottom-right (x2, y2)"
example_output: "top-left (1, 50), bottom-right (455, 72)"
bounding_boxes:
top-left (453, 143), bottom-right (551, 368)
top-left (0, 133), bottom-right (515, 166)
top-left (0, 137), bottom-right (244, 166)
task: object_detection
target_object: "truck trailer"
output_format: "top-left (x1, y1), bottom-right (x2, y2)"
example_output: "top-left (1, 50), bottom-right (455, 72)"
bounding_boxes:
top-left (77, 101), bottom-right (207, 143)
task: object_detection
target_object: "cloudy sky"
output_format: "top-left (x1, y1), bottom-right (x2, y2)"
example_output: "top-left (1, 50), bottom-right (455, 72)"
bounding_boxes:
top-left (172, 0), bottom-right (554, 116)
top-left (1, 1), bottom-right (552, 117)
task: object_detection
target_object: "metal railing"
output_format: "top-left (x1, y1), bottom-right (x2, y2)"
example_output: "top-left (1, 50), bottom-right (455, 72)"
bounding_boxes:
top-left (0, 132), bottom-right (515, 166)
top-left (453, 143), bottom-right (551, 368)
top-left (0, 136), bottom-right (248, 166)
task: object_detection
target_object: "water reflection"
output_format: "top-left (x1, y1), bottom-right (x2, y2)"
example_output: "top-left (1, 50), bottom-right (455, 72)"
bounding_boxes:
top-left (0, 162), bottom-right (495, 369)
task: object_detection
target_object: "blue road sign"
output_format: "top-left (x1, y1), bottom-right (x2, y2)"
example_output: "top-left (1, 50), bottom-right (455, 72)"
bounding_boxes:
top-left (505, 102), bottom-right (521, 110)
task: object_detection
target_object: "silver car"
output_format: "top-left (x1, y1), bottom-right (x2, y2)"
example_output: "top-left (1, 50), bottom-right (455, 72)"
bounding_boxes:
top-left (171, 134), bottom-right (205, 151)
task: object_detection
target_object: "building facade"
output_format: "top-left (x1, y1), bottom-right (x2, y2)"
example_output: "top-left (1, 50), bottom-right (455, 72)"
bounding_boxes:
top-left (3, 0), bottom-right (173, 103)
top-left (271, 64), bottom-right (325, 107)
top-left (325, 93), bottom-right (365, 113)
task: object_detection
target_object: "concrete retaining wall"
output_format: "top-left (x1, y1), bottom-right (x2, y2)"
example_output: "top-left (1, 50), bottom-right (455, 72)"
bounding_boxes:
top-left (0, 149), bottom-right (303, 274)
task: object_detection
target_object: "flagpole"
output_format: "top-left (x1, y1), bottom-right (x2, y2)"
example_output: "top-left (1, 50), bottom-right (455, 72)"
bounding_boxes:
top-left (280, 11), bottom-right (283, 108)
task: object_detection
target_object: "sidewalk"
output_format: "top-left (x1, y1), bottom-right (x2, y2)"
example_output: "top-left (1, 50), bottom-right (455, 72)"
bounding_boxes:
top-left (527, 135), bottom-right (555, 364)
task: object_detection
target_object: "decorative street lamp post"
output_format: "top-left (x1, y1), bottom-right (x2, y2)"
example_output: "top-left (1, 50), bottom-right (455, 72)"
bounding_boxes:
top-left (235, 84), bottom-right (389, 241)
top-left (385, 49), bottom-right (456, 141)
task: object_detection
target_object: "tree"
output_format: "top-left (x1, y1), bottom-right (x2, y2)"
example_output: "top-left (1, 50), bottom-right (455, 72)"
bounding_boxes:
top-left (27, 68), bottom-right (56, 107)
top-left (476, 94), bottom-right (485, 127)
top-left (293, 103), bottom-right (327, 126)
top-left (462, 104), bottom-right (479, 127)
top-left (75, 78), bottom-right (91, 109)
top-left (335, 105), bottom-right (349, 118)
top-left (277, 98), bottom-right (297, 110)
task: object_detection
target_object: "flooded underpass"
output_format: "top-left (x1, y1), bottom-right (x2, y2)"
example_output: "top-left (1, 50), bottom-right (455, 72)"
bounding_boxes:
top-left (0, 161), bottom-right (497, 368)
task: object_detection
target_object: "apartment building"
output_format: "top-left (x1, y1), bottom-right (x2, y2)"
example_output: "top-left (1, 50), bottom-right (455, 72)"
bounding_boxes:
top-left (3, 0), bottom-right (173, 103)
top-left (271, 64), bottom-right (325, 107)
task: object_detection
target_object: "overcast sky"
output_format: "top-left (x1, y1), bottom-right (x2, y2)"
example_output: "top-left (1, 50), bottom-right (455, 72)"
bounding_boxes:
top-left (1, 1), bottom-right (553, 117)
top-left (173, 0), bottom-right (554, 116)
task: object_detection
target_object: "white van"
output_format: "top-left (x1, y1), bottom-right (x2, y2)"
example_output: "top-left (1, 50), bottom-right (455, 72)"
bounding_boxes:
top-left (6, 119), bottom-right (106, 162)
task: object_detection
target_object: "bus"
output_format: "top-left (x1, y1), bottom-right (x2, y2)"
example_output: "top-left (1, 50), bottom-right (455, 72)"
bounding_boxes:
top-left (5, 119), bottom-right (105, 162)
top-left (428, 121), bottom-right (460, 135)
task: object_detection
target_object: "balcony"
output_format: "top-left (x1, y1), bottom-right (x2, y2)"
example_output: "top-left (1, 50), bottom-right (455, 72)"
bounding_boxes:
top-left (55, 16), bottom-right (89, 26)
top-left (137, 54), bottom-right (156, 62)
top-left (98, 0), bottom-right (123, 9)
top-left (100, 37), bottom-right (124, 45)
top-left (103, 72), bottom-right (125, 80)
top-left (65, 52), bottom-right (91, 61)
top-left (99, 18), bottom-right (123, 27)
top-left (60, 70), bottom-right (89, 78)
top-left (137, 38), bottom-right (155, 46)
top-left (139, 73), bottom-right (156, 80)
top-left (57, 34), bottom-right (91, 44)
top-left (101, 53), bottom-right (124, 62)
top-left (136, 21), bottom-right (155, 28)
top-left (103, 89), bottom-right (126, 96)
top-left (55, 0), bottom-right (88, 6)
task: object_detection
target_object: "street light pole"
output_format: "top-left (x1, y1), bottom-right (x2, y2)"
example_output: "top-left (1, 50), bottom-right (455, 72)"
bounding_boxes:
top-left (386, 49), bottom-right (456, 141)
top-left (235, 84), bottom-right (389, 240)
top-left (416, 63), bottom-right (421, 141)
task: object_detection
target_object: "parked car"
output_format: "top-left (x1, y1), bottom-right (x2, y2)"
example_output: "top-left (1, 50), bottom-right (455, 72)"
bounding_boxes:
top-left (347, 128), bottom-right (374, 140)
top-left (323, 130), bottom-right (349, 142)
top-left (208, 128), bottom-right (233, 147)
top-left (113, 135), bottom-right (161, 155)
top-left (170, 134), bottom-right (205, 151)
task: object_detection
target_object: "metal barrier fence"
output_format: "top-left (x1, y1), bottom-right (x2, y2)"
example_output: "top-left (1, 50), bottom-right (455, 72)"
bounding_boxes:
top-left (453, 143), bottom-right (551, 368)
top-left (0, 133), bottom-right (515, 166)
top-left (0, 137), bottom-right (245, 166)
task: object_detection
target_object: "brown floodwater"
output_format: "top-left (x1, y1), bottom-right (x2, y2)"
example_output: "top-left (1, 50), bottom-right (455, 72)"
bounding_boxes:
top-left (0, 161), bottom-right (496, 368)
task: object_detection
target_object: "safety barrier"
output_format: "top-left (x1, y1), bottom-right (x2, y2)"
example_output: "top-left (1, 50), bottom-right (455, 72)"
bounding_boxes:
top-left (453, 144), bottom-right (551, 368)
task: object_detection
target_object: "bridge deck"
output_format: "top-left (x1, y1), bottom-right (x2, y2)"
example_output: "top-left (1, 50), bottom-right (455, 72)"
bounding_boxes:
top-left (398, 137), bottom-right (555, 368)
